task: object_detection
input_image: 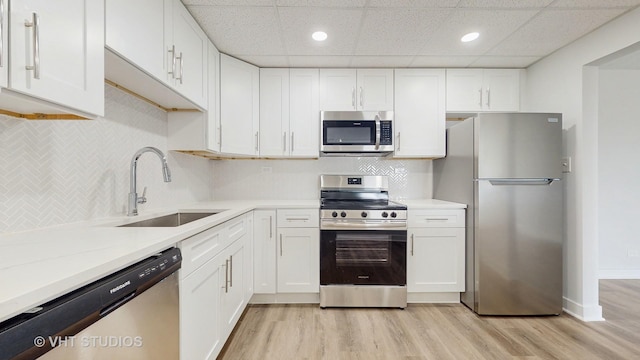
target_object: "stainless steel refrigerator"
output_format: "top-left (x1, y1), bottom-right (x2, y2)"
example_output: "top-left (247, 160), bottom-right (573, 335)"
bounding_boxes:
top-left (434, 113), bottom-right (563, 315)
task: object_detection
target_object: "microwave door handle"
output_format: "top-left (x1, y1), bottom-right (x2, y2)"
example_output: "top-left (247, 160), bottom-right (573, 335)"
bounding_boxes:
top-left (375, 115), bottom-right (381, 149)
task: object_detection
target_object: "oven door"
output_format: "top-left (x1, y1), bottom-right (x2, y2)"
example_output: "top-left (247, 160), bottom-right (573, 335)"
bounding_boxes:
top-left (320, 229), bottom-right (406, 286)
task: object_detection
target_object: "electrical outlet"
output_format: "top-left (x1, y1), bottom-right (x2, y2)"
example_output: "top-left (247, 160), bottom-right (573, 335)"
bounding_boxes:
top-left (261, 167), bottom-right (272, 173)
top-left (562, 157), bottom-right (572, 173)
top-left (628, 249), bottom-right (639, 258)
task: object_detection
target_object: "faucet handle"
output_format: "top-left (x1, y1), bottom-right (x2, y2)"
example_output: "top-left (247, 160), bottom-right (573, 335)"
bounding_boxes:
top-left (138, 186), bottom-right (147, 204)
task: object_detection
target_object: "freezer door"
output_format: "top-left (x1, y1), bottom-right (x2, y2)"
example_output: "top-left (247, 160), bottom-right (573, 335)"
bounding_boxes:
top-left (475, 113), bottom-right (562, 179)
top-left (475, 179), bottom-right (563, 315)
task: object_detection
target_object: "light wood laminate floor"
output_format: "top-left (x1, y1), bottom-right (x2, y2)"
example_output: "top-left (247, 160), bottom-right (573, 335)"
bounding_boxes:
top-left (220, 280), bottom-right (640, 359)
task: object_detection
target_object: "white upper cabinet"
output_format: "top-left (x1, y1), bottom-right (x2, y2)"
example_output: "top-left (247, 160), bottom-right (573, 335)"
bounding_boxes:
top-left (168, 41), bottom-right (220, 153)
top-left (106, 0), bottom-right (207, 110)
top-left (167, 0), bottom-right (207, 108)
top-left (260, 68), bottom-right (319, 158)
top-left (394, 69), bottom-right (446, 158)
top-left (2, 0), bottom-right (104, 118)
top-left (260, 68), bottom-right (290, 157)
top-left (446, 69), bottom-right (521, 112)
top-left (220, 54), bottom-right (259, 156)
top-left (319, 69), bottom-right (393, 111)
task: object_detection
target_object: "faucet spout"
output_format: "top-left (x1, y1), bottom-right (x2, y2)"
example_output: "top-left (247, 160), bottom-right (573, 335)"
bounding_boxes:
top-left (128, 147), bottom-right (172, 216)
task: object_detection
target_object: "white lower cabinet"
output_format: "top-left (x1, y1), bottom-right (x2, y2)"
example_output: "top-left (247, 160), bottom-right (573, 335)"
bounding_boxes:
top-left (180, 251), bottom-right (224, 360)
top-left (179, 212), bottom-right (252, 360)
top-left (276, 227), bottom-right (319, 293)
top-left (407, 209), bottom-right (465, 296)
top-left (253, 210), bottom-right (277, 294)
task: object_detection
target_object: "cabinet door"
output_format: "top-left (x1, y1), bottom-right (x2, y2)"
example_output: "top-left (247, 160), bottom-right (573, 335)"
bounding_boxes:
top-left (277, 228), bottom-right (319, 293)
top-left (180, 254), bottom-right (224, 360)
top-left (260, 68), bottom-right (290, 157)
top-left (482, 69), bottom-right (520, 112)
top-left (408, 228), bottom-right (465, 293)
top-left (289, 69), bottom-right (320, 158)
top-left (105, 0), bottom-right (166, 83)
top-left (9, 0), bottom-right (104, 116)
top-left (319, 69), bottom-right (356, 111)
top-left (220, 54), bottom-right (260, 156)
top-left (0, 0), bottom-right (8, 88)
top-left (220, 239), bottom-right (246, 339)
top-left (357, 69), bottom-right (393, 111)
top-left (394, 69), bottom-right (445, 158)
top-left (170, 0), bottom-right (207, 109)
top-left (253, 210), bottom-right (277, 294)
top-left (207, 41), bottom-right (221, 152)
top-left (446, 69), bottom-right (483, 112)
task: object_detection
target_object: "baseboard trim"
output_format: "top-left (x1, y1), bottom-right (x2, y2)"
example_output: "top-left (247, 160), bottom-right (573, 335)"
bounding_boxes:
top-left (250, 293), bottom-right (320, 304)
top-left (563, 297), bottom-right (604, 322)
top-left (599, 269), bottom-right (640, 279)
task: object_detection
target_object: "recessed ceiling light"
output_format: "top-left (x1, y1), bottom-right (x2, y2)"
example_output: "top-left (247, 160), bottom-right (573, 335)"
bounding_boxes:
top-left (461, 32), bottom-right (480, 43)
top-left (312, 31), bottom-right (328, 42)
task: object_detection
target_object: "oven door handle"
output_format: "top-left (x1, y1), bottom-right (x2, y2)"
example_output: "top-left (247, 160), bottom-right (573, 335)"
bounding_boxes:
top-left (321, 220), bottom-right (407, 231)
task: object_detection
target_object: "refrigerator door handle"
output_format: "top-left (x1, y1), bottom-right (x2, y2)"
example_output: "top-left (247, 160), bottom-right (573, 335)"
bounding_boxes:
top-left (480, 178), bottom-right (559, 186)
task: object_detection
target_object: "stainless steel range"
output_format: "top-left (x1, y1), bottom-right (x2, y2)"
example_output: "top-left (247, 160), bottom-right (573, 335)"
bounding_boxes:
top-left (319, 175), bottom-right (408, 308)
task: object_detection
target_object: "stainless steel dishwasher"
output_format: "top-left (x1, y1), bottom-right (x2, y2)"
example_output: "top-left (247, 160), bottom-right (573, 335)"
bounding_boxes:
top-left (0, 247), bottom-right (181, 360)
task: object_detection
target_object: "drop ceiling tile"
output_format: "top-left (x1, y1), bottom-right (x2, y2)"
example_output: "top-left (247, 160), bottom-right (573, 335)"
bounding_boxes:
top-left (288, 56), bottom-right (352, 67)
top-left (550, 0), bottom-right (640, 8)
top-left (184, 0), bottom-right (275, 5)
top-left (367, 0), bottom-right (459, 7)
top-left (469, 56), bottom-right (541, 67)
top-left (410, 56), bottom-right (478, 67)
top-left (278, 7), bottom-right (364, 55)
top-left (236, 55), bottom-right (290, 67)
top-left (418, 9), bottom-right (539, 56)
top-left (488, 8), bottom-right (627, 56)
top-left (276, 0), bottom-right (367, 6)
top-left (457, 0), bottom-right (553, 8)
top-left (354, 8), bottom-right (453, 55)
top-left (349, 56), bottom-right (414, 67)
top-left (188, 6), bottom-right (284, 55)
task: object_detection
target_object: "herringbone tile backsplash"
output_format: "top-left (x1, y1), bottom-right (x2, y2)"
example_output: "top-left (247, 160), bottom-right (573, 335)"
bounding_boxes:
top-left (212, 157), bottom-right (433, 200)
top-left (0, 85), bottom-right (212, 234)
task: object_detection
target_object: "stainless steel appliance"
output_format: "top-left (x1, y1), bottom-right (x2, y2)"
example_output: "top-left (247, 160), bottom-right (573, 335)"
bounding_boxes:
top-left (321, 111), bottom-right (394, 156)
top-left (433, 113), bottom-right (563, 315)
top-left (320, 175), bottom-right (407, 308)
top-left (0, 248), bottom-right (181, 359)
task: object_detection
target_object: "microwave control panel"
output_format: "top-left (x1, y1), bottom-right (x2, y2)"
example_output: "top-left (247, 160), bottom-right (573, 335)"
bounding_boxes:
top-left (380, 121), bottom-right (392, 145)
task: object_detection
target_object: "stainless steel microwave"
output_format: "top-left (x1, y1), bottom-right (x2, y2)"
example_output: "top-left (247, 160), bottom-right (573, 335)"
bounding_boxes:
top-left (320, 111), bottom-right (394, 156)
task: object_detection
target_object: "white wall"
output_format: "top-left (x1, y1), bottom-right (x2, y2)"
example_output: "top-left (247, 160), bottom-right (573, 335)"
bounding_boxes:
top-left (598, 69), bottom-right (640, 279)
top-left (0, 85), bottom-right (212, 233)
top-left (211, 157), bottom-right (432, 200)
top-left (523, 6), bottom-right (640, 321)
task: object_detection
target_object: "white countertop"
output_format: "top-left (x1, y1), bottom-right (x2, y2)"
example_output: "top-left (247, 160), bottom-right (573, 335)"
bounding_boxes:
top-left (0, 198), bottom-right (464, 323)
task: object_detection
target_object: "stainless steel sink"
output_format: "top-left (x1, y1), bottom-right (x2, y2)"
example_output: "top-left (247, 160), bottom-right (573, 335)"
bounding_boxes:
top-left (118, 212), bottom-right (222, 227)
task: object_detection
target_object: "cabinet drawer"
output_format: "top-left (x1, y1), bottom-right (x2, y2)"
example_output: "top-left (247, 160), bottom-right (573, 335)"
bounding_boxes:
top-left (180, 225), bottom-right (226, 278)
top-left (226, 213), bottom-right (249, 243)
top-left (408, 209), bottom-right (465, 228)
top-left (277, 209), bottom-right (319, 228)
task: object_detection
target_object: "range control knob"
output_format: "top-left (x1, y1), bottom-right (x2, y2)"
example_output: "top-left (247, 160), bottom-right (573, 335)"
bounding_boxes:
top-left (340, 211), bottom-right (347, 218)
top-left (361, 212), bottom-right (368, 218)
top-left (331, 211), bottom-right (338, 218)
top-left (382, 212), bottom-right (389, 218)
top-left (390, 212), bottom-right (397, 218)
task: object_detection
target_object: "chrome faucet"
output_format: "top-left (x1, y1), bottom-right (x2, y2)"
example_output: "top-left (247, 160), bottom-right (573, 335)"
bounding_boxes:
top-left (128, 147), bottom-right (172, 216)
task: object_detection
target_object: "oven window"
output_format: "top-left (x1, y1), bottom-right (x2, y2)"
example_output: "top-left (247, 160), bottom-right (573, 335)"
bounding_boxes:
top-left (335, 233), bottom-right (391, 266)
